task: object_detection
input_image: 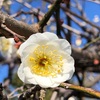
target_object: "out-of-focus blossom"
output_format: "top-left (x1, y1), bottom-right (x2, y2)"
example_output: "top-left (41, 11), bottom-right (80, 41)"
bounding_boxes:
top-left (0, 37), bottom-right (16, 58)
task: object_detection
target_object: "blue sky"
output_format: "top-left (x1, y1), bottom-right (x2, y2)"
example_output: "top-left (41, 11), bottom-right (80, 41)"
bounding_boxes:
top-left (0, 64), bottom-right (9, 82)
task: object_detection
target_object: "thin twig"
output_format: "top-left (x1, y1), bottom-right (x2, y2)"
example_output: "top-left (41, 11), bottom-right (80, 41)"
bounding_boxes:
top-left (55, 4), bottom-right (61, 36)
top-left (8, 86), bottom-right (23, 98)
top-left (82, 37), bottom-right (100, 50)
top-left (1, 24), bottom-right (25, 42)
top-left (38, 0), bottom-right (62, 31)
top-left (60, 83), bottom-right (100, 98)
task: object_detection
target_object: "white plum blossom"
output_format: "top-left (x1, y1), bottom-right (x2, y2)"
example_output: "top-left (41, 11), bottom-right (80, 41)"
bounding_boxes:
top-left (17, 32), bottom-right (75, 88)
top-left (0, 37), bottom-right (16, 58)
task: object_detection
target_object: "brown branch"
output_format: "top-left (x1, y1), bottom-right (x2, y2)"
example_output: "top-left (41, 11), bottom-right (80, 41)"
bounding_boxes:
top-left (53, 6), bottom-right (62, 37)
top-left (8, 86), bottom-right (23, 99)
top-left (0, 0), bottom-right (62, 38)
top-left (82, 37), bottom-right (100, 50)
top-left (1, 24), bottom-right (25, 42)
top-left (18, 85), bottom-right (41, 99)
top-left (62, 23), bottom-right (90, 40)
top-left (16, 0), bottom-right (62, 32)
top-left (55, 4), bottom-right (61, 37)
top-left (11, 10), bottom-right (40, 22)
top-left (5, 1), bottom-right (90, 40)
top-left (38, 0), bottom-right (62, 32)
top-left (60, 83), bottom-right (100, 98)
top-left (0, 12), bottom-right (39, 39)
top-left (63, 7), bottom-right (100, 30)
top-left (15, 0), bottom-right (45, 18)
top-left (66, 1), bottom-right (71, 43)
top-left (75, 0), bottom-right (86, 18)
top-left (84, 75), bottom-right (100, 87)
top-left (44, 0), bottom-right (100, 30)
top-left (66, 12), bottom-right (96, 36)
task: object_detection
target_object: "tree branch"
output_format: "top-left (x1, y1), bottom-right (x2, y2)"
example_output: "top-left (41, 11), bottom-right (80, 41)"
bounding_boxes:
top-left (82, 37), bottom-right (100, 50)
top-left (38, 0), bottom-right (62, 32)
top-left (60, 83), bottom-right (100, 98)
top-left (0, 12), bottom-right (39, 39)
top-left (44, 0), bottom-right (100, 30)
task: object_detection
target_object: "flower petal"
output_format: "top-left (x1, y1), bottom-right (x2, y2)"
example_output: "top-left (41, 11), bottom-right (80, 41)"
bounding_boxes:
top-left (17, 43), bottom-right (35, 57)
top-left (62, 58), bottom-right (75, 74)
top-left (17, 63), bottom-right (37, 84)
top-left (25, 33), bottom-right (48, 44)
top-left (17, 63), bottom-right (26, 83)
top-left (50, 83), bottom-right (60, 88)
top-left (23, 67), bottom-right (34, 79)
top-left (19, 43), bottom-right (39, 60)
top-left (33, 75), bottom-right (54, 88)
top-left (52, 72), bottom-right (73, 83)
top-left (43, 32), bottom-right (58, 40)
top-left (23, 67), bottom-right (37, 84)
top-left (46, 41), bottom-right (59, 49)
top-left (18, 33), bottom-right (48, 56)
top-left (52, 39), bottom-right (71, 55)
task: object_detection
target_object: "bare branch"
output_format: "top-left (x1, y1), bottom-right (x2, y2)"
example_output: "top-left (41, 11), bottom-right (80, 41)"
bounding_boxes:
top-left (38, 0), bottom-right (62, 31)
top-left (0, 12), bottom-right (39, 39)
top-left (82, 37), bottom-right (100, 50)
top-left (60, 83), bottom-right (100, 98)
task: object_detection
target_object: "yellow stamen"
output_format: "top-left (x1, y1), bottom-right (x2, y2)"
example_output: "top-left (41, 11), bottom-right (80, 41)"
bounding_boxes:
top-left (27, 45), bottom-right (63, 77)
top-left (29, 57), bottom-right (35, 61)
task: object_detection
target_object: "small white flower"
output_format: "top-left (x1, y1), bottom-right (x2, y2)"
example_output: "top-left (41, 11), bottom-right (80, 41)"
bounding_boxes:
top-left (0, 37), bottom-right (16, 58)
top-left (17, 32), bottom-right (75, 88)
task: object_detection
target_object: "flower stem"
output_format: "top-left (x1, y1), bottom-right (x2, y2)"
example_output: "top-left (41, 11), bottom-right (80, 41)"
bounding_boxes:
top-left (60, 83), bottom-right (100, 98)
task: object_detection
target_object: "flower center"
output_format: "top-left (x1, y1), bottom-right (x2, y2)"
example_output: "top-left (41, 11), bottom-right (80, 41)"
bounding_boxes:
top-left (27, 45), bottom-right (63, 77)
top-left (39, 58), bottom-right (48, 66)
